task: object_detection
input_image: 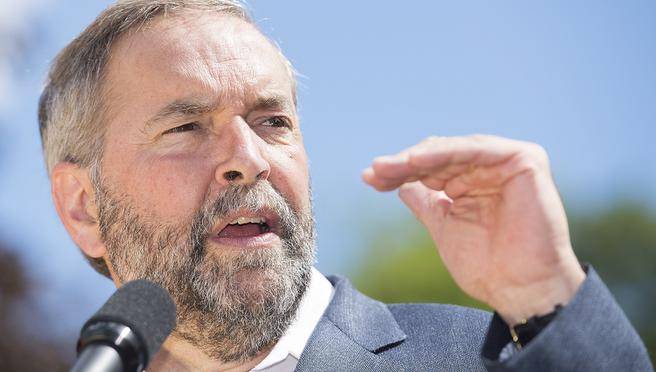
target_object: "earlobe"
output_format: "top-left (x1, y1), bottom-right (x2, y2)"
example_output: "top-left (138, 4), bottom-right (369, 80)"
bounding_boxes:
top-left (51, 163), bottom-right (106, 259)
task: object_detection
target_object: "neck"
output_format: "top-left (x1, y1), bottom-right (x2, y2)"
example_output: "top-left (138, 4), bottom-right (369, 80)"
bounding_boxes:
top-left (148, 335), bottom-right (273, 372)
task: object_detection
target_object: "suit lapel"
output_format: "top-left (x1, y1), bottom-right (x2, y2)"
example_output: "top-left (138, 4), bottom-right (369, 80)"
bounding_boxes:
top-left (295, 275), bottom-right (407, 371)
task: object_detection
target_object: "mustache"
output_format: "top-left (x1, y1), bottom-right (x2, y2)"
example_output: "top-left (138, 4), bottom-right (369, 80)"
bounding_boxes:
top-left (189, 181), bottom-right (297, 255)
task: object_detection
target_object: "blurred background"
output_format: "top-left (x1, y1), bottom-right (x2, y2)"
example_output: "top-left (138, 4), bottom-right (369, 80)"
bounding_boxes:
top-left (0, 0), bottom-right (654, 369)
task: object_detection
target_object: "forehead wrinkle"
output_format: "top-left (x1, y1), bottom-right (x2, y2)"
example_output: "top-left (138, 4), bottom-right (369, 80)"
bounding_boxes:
top-left (155, 25), bottom-right (264, 107)
top-left (173, 56), bottom-right (222, 96)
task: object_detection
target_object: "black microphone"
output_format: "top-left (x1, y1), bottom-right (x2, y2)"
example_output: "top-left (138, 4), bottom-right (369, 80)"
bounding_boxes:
top-left (71, 280), bottom-right (176, 372)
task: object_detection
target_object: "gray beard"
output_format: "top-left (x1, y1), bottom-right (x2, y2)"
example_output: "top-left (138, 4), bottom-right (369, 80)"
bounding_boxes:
top-left (93, 176), bottom-right (316, 362)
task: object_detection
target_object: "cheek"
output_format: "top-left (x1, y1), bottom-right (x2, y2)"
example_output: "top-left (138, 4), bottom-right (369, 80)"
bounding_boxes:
top-left (268, 144), bottom-right (311, 212)
top-left (110, 152), bottom-right (215, 224)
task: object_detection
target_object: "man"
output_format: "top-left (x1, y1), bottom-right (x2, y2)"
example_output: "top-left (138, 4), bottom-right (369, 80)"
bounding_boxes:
top-left (38, 1), bottom-right (651, 371)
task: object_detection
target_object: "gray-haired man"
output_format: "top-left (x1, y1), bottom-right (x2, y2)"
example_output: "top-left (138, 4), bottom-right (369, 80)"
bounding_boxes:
top-left (39, 1), bottom-right (652, 370)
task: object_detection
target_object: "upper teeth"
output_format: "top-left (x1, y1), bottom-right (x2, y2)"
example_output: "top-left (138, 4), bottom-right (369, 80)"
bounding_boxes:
top-left (228, 217), bottom-right (266, 225)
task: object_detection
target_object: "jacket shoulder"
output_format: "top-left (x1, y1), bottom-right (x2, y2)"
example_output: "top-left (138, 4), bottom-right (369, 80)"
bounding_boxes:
top-left (388, 302), bottom-right (490, 325)
top-left (382, 303), bottom-right (492, 371)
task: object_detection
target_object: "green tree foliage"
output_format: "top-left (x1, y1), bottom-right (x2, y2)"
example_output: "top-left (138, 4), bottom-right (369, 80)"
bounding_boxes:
top-left (351, 203), bottom-right (655, 363)
top-left (570, 203), bottom-right (656, 362)
top-left (351, 222), bottom-right (490, 311)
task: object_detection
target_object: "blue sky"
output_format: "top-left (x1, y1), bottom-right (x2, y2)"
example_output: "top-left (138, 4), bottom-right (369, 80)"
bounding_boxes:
top-left (0, 1), bottom-right (654, 341)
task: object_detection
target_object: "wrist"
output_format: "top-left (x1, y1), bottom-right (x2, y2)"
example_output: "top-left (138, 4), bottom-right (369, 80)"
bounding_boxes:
top-left (508, 304), bottom-right (563, 349)
top-left (493, 263), bottom-right (585, 326)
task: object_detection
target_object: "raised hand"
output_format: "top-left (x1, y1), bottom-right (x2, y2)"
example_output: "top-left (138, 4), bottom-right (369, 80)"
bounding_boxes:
top-left (362, 135), bottom-right (585, 325)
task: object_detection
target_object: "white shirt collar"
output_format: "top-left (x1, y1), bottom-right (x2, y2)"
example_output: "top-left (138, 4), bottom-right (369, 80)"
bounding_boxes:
top-left (251, 267), bottom-right (334, 371)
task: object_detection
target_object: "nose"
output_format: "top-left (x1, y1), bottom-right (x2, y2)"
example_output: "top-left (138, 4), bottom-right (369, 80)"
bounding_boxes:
top-left (214, 119), bottom-right (270, 186)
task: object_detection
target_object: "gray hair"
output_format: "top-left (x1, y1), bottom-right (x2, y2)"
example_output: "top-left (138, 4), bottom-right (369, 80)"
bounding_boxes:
top-left (38, 0), bottom-right (296, 277)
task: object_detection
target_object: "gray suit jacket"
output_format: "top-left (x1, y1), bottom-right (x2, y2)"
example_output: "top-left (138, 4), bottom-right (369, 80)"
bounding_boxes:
top-left (295, 267), bottom-right (653, 371)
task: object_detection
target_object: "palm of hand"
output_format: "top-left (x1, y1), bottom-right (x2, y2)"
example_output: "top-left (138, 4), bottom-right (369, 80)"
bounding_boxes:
top-left (434, 164), bottom-right (571, 306)
top-left (364, 135), bottom-right (584, 322)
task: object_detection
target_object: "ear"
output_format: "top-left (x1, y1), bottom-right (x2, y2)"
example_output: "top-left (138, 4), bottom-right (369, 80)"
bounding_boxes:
top-left (51, 162), bottom-right (106, 260)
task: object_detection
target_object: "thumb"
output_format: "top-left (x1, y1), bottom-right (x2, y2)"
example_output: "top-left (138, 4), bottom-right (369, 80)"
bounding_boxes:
top-left (398, 181), bottom-right (452, 229)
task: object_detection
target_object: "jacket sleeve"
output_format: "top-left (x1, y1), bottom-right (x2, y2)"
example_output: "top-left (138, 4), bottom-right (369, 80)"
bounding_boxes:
top-left (480, 266), bottom-right (653, 372)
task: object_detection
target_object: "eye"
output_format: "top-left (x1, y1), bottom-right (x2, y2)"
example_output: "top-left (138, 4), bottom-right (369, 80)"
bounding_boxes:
top-left (162, 122), bottom-right (200, 135)
top-left (261, 116), bottom-right (291, 129)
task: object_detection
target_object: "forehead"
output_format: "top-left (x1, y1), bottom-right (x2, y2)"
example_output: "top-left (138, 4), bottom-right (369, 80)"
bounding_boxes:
top-left (104, 12), bottom-right (293, 118)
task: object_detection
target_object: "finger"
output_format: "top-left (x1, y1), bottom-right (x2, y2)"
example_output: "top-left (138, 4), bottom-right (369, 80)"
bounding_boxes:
top-left (366, 135), bottom-right (534, 193)
top-left (362, 167), bottom-right (414, 191)
top-left (370, 151), bottom-right (421, 181)
top-left (398, 181), bottom-right (452, 228)
top-left (373, 155), bottom-right (470, 181)
top-left (367, 135), bottom-right (520, 187)
top-left (419, 175), bottom-right (446, 191)
top-left (367, 141), bottom-right (469, 181)
top-left (366, 162), bottom-right (468, 192)
top-left (364, 149), bottom-right (425, 191)
top-left (408, 135), bottom-right (520, 170)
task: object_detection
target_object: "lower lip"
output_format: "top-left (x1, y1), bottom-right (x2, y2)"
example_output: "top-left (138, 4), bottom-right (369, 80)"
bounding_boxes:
top-left (209, 232), bottom-right (280, 249)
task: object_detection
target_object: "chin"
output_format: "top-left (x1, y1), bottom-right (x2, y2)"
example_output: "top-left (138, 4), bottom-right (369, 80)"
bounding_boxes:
top-left (232, 267), bottom-right (276, 292)
top-left (192, 254), bottom-right (284, 302)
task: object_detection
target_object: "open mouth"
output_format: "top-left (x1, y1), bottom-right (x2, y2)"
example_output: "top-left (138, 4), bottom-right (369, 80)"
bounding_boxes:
top-left (218, 216), bottom-right (272, 238)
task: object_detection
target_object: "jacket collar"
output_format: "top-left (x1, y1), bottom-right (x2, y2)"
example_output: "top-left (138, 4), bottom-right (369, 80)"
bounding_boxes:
top-left (295, 275), bottom-right (407, 371)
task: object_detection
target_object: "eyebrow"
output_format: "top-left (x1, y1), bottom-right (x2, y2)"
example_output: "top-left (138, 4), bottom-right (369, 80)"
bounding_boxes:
top-left (252, 95), bottom-right (292, 113)
top-left (145, 95), bottom-right (293, 129)
top-left (145, 99), bottom-right (218, 129)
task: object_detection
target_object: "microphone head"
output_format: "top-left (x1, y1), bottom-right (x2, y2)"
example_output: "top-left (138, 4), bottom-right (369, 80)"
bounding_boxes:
top-left (82, 279), bottom-right (176, 365)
